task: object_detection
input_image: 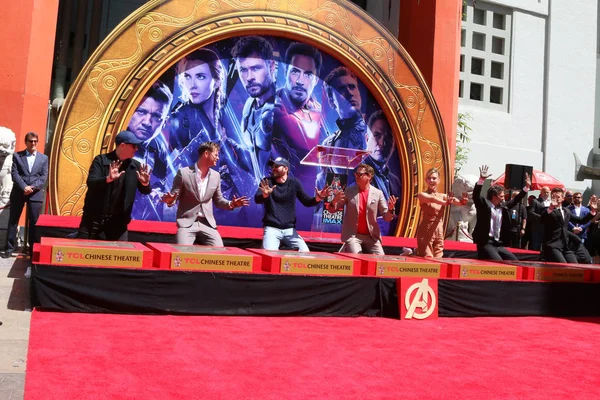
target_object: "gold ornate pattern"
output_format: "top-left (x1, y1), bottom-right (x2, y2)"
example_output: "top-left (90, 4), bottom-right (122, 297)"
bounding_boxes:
top-left (50, 0), bottom-right (449, 237)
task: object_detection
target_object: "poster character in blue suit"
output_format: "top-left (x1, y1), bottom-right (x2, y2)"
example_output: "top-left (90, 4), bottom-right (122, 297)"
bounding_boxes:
top-left (317, 66), bottom-right (368, 189)
top-left (230, 35), bottom-right (276, 184)
top-left (364, 111), bottom-right (401, 235)
top-left (128, 81), bottom-right (172, 220)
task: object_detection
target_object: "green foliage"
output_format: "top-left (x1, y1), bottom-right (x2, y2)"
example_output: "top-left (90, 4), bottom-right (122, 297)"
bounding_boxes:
top-left (455, 112), bottom-right (472, 178)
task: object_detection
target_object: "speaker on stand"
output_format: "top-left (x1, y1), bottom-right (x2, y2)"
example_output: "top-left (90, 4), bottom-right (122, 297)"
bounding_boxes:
top-left (504, 164), bottom-right (533, 190)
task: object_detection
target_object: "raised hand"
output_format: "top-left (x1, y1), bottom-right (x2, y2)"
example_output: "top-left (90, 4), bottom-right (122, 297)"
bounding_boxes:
top-left (136, 163), bottom-right (151, 186)
top-left (479, 165), bottom-right (492, 179)
top-left (524, 172), bottom-right (531, 189)
top-left (388, 195), bottom-right (398, 211)
top-left (161, 191), bottom-right (178, 207)
top-left (259, 178), bottom-right (276, 198)
top-left (550, 195), bottom-right (560, 208)
top-left (589, 195), bottom-right (598, 208)
top-left (315, 184), bottom-right (331, 201)
top-left (231, 195), bottom-right (250, 208)
top-left (589, 197), bottom-right (598, 213)
top-left (107, 160), bottom-right (124, 182)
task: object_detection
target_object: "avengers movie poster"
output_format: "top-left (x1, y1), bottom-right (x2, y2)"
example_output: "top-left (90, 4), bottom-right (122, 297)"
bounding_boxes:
top-left (127, 35), bottom-right (402, 234)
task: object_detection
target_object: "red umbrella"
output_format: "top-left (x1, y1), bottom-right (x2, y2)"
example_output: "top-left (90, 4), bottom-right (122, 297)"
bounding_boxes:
top-left (492, 169), bottom-right (564, 190)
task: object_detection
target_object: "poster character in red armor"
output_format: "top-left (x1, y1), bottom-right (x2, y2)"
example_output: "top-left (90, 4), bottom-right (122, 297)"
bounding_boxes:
top-left (273, 42), bottom-right (326, 183)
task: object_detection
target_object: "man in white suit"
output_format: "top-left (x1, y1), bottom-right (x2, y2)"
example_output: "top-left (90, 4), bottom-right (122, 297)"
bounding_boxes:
top-left (328, 163), bottom-right (397, 254)
top-left (162, 141), bottom-right (249, 246)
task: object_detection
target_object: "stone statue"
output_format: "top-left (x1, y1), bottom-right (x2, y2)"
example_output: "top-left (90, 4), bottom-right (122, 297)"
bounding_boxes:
top-left (446, 174), bottom-right (478, 242)
top-left (0, 127), bottom-right (16, 208)
top-left (0, 127), bottom-right (16, 245)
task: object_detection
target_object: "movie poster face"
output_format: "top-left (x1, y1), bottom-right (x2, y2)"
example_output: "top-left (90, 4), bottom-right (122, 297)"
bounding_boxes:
top-left (127, 35), bottom-right (402, 234)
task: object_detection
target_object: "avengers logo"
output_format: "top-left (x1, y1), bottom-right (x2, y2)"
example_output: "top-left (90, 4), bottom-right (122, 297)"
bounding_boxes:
top-left (404, 278), bottom-right (437, 320)
top-left (173, 255), bottom-right (182, 267)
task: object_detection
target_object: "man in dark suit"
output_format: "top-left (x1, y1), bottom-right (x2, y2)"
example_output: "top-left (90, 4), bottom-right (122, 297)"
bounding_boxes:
top-left (76, 131), bottom-right (152, 241)
top-left (567, 192), bottom-right (591, 244)
top-left (3, 132), bottom-right (48, 258)
top-left (528, 186), bottom-right (550, 251)
top-left (472, 165), bottom-right (530, 260)
top-left (540, 188), bottom-right (597, 263)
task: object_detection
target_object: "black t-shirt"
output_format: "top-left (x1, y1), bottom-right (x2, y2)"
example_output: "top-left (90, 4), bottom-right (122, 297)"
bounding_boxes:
top-left (254, 176), bottom-right (319, 229)
top-left (508, 203), bottom-right (527, 232)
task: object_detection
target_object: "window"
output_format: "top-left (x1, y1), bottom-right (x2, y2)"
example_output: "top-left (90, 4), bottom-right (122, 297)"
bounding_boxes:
top-left (471, 57), bottom-right (484, 75)
top-left (470, 83), bottom-right (483, 101)
top-left (473, 8), bottom-right (486, 25)
top-left (459, 1), bottom-right (512, 111)
top-left (493, 13), bottom-right (505, 30)
top-left (491, 61), bottom-right (503, 79)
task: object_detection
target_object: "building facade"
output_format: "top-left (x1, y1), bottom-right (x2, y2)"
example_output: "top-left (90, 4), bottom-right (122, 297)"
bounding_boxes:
top-left (459, 0), bottom-right (599, 195)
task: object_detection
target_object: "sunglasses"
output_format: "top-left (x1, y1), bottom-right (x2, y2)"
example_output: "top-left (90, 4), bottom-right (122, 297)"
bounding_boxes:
top-left (355, 172), bottom-right (369, 177)
top-left (27, 140), bottom-right (38, 143)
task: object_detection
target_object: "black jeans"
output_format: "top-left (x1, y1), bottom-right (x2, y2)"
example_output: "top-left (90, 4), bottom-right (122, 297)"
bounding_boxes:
top-left (544, 247), bottom-right (578, 264)
top-left (477, 239), bottom-right (518, 261)
top-left (76, 217), bottom-right (128, 241)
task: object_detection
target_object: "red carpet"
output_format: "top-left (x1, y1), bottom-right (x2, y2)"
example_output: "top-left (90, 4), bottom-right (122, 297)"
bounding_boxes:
top-left (25, 312), bottom-right (600, 399)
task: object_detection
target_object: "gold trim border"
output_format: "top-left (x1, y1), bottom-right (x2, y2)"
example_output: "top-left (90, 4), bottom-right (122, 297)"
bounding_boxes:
top-left (50, 0), bottom-right (450, 237)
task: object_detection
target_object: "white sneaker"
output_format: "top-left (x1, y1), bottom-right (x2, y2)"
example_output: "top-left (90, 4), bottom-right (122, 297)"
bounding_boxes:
top-left (401, 247), bottom-right (414, 256)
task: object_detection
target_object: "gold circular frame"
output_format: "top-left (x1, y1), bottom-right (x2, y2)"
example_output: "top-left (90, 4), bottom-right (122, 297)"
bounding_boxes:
top-left (50, 0), bottom-right (450, 237)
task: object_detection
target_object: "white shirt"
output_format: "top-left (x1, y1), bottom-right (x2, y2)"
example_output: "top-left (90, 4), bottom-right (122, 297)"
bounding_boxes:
top-left (26, 151), bottom-right (36, 172)
top-left (196, 168), bottom-right (211, 218)
top-left (489, 206), bottom-right (503, 240)
top-left (477, 177), bottom-right (529, 240)
top-left (572, 205), bottom-right (581, 217)
top-left (541, 198), bottom-right (551, 207)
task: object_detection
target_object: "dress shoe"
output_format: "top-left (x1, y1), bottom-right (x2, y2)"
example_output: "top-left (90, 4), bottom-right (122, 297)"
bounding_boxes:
top-left (1, 251), bottom-right (12, 258)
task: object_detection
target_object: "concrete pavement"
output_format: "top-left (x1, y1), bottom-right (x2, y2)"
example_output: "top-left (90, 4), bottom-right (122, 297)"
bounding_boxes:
top-left (0, 255), bottom-right (30, 400)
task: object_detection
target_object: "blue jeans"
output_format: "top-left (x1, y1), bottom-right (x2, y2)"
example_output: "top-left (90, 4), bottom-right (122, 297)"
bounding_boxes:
top-left (262, 226), bottom-right (310, 252)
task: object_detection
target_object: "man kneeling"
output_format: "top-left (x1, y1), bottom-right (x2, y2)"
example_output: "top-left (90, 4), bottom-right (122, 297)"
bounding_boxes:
top-left (328, 164), bottom-right (396, 255)
top-left (162, 141), bottom-right (249, 246)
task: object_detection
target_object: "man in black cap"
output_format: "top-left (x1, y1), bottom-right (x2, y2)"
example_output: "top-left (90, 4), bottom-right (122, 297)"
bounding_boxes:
top-left (76, 130), bottom-right (152, 240)
top-left (255, 157), bottom-right (330, 251)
